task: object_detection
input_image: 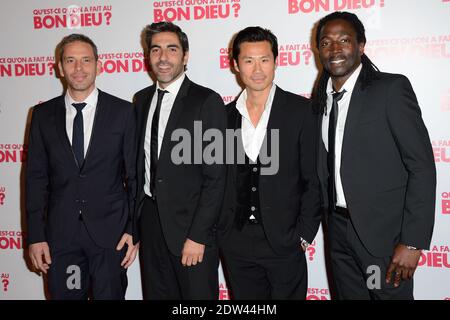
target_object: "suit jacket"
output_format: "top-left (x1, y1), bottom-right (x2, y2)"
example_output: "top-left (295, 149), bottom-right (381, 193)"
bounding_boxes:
top-left (134, 76), bottom-right (227, 256)
top-left (217, 86), bottom-right (322, 256)
top-left (26, 90), bottom-right (137, 249)
top-left (317, 72), bottom-right (436, 257)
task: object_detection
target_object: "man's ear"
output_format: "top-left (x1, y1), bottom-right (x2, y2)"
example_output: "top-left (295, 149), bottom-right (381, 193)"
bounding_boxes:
top-left (359, 42), bottom-right (365, 56)
top-left (233, 60), bottom-right (239, 73)
top-left (96, 60), bottom-right (102, 76)
top-left (58, 61), bottom-right (64, 78)
top-left (183, 50), bottom-right (189, 66)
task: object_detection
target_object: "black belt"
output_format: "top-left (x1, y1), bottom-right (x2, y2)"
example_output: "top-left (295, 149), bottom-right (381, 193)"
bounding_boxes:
top-left (334, 206), bottom-right (350, 219)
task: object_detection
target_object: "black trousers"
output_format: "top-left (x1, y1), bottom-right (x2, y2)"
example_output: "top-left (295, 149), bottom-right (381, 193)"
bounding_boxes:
top-left (48, 220), bottom-right (127, 300)
top-left (139, 196), bottom-right (219, 300)
top-left (328, 209), bottom-right (413, 300)
top-left (221, 223), bottom-right (307, 300)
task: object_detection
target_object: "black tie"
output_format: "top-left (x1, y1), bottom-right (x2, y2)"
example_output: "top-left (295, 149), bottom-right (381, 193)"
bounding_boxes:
top-left (150, 89), bottom-right (168, 196)
top-left (327, 90), bottom-right (346, 210)
top-left (72, 102), bottom-right (87, 167)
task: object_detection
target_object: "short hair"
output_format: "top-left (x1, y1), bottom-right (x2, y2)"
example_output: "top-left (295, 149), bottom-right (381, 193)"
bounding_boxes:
top-left (144, 21), bottom-right (189, 54)
top-left (315, 11), bottom-right (366, 49)
top-left (232, 26), bottom-right (278, 62)
top-left (58, 33), bottom-right (98, 62)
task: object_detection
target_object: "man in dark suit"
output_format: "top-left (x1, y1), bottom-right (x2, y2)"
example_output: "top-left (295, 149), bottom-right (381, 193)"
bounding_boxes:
top-left (217, 27), bottom-right (321, 299)
top-left (133, 22), bottom-right (226, 299)
top-left (26, 34), bottom-right (138, 300)
top-left (313, 12), bottom-right (436, 299)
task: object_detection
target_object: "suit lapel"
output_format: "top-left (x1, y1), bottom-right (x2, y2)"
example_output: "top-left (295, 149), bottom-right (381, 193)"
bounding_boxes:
top-left (158, 77), bottom-right (190, 164)
top-left (137, 85), bottom-right (156, 174)
top-left (266, 86), bottom-right (285, 134)
top-left (317, 112), bottom-right (327, 182)
top-left (341, 79), bottom-right (364, 167)
top-left (80, 89), bottom-right (108, 171)
top-left (318, 111), bottom-right (324, 136)
top-left (264, 86), bottom-right (285, 171)
top-left (227, 102), bottom-right (240, 185)
top-left (55, 95), bottom-right (79, 169)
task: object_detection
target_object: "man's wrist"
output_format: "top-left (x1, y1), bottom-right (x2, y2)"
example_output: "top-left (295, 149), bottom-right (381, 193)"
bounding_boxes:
top-left (300, 237), bottom-right (310, 249)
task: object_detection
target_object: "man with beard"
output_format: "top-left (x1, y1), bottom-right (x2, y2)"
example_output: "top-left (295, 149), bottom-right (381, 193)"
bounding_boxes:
top-left (133, 22), bottom-right (226, 299)
top-left (26, 34), bottom-right (138, 299)
top-left (313, 11), bottom-right (436, 299)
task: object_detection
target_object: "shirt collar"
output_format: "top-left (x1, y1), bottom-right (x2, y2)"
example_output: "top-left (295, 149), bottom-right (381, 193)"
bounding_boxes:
top-left (156, 73), bottom-right (185, 97)
top-left (236, 83), bottom-right (276, 121)
top-left (326, 63), bottom-right (362, 95)
top-left (65, 87), bottom-right (99, 110)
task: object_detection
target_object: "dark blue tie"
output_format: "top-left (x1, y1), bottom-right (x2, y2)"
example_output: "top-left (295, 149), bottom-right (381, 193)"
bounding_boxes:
top-left (150, 89), bottom-right (167, 196)
top-left (72, 102), bottom-right (87, 167)
top-left (327, 90), bottom-right (346, 210)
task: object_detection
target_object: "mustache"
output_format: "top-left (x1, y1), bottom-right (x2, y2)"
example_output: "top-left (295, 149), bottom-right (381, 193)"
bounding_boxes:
top-left (156, 62), bottom-right (173, 67)
top-left (71, 72), bottom-right (88, 76)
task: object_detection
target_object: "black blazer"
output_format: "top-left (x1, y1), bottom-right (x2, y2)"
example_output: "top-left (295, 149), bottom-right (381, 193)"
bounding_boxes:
top-left (317, 72), bottom-right (436, 257)
top-left (26, 90), bottom-right (137, 249)
top-left (217, 86), bottom-right (322, 256)
top-left (134, 76), bottom-right (227, 256)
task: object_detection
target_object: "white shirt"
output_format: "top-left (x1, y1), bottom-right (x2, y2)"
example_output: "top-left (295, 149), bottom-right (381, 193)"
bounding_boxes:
top-left (235, 83), bottom-right (276, 163)
top-left (144, 73), bottom-right (185, 197)
top-left (65, 87), bottom-right (98, 157)
top-left (322, 64), bottom-right (362, 208)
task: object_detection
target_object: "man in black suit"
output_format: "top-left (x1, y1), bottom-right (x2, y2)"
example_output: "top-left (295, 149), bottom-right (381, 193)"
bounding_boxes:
top-left (313, 12), bottom-right (436, 299)
top-left (217, 27), bottom-right (321, 299)
top-left (26, 34), bottom-right (138, 300)
top-left (133, 22), bottom-right (226, 299)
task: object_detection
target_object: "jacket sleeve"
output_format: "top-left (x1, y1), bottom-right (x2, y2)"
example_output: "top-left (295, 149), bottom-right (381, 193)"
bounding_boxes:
top-left (386, 75), bottom-right (436, 250)
top-left (122, 102), bottom-right (137, 237)
top-left (297, 104), bottom-right (322, 244)
top-left (187, 92), bottom-right (227, 246)
top-left (26, 107), bottom-right (49, 245)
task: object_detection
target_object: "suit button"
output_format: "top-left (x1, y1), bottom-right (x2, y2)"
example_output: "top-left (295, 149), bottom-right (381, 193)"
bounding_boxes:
top-left (79, 174), bottom-right (86, 178)
top-left (251, 187), bottom-right (257, 192)
top-left (252, 167), bottom-right (258, 172)
top-left (251, 206), bottom-right (256, 211)
top-left (81, 200), bottom-right (87, 204)
top-left (157, 179), bottom-right (163, 183)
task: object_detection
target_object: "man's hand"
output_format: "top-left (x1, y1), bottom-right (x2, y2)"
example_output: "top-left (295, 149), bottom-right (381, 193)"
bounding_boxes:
top-left (300, 238), bottom-right (309, 252)
top-left (29, 242), bottom-right (51, 274)
top-left (181, 238), bottom-right (205, 267)
top-left (117, 233), bottom-right (139, 268)
top-left (386, 244), bottom-right (422, 287)
top-left (300, 242), bottom-right (308, 252)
